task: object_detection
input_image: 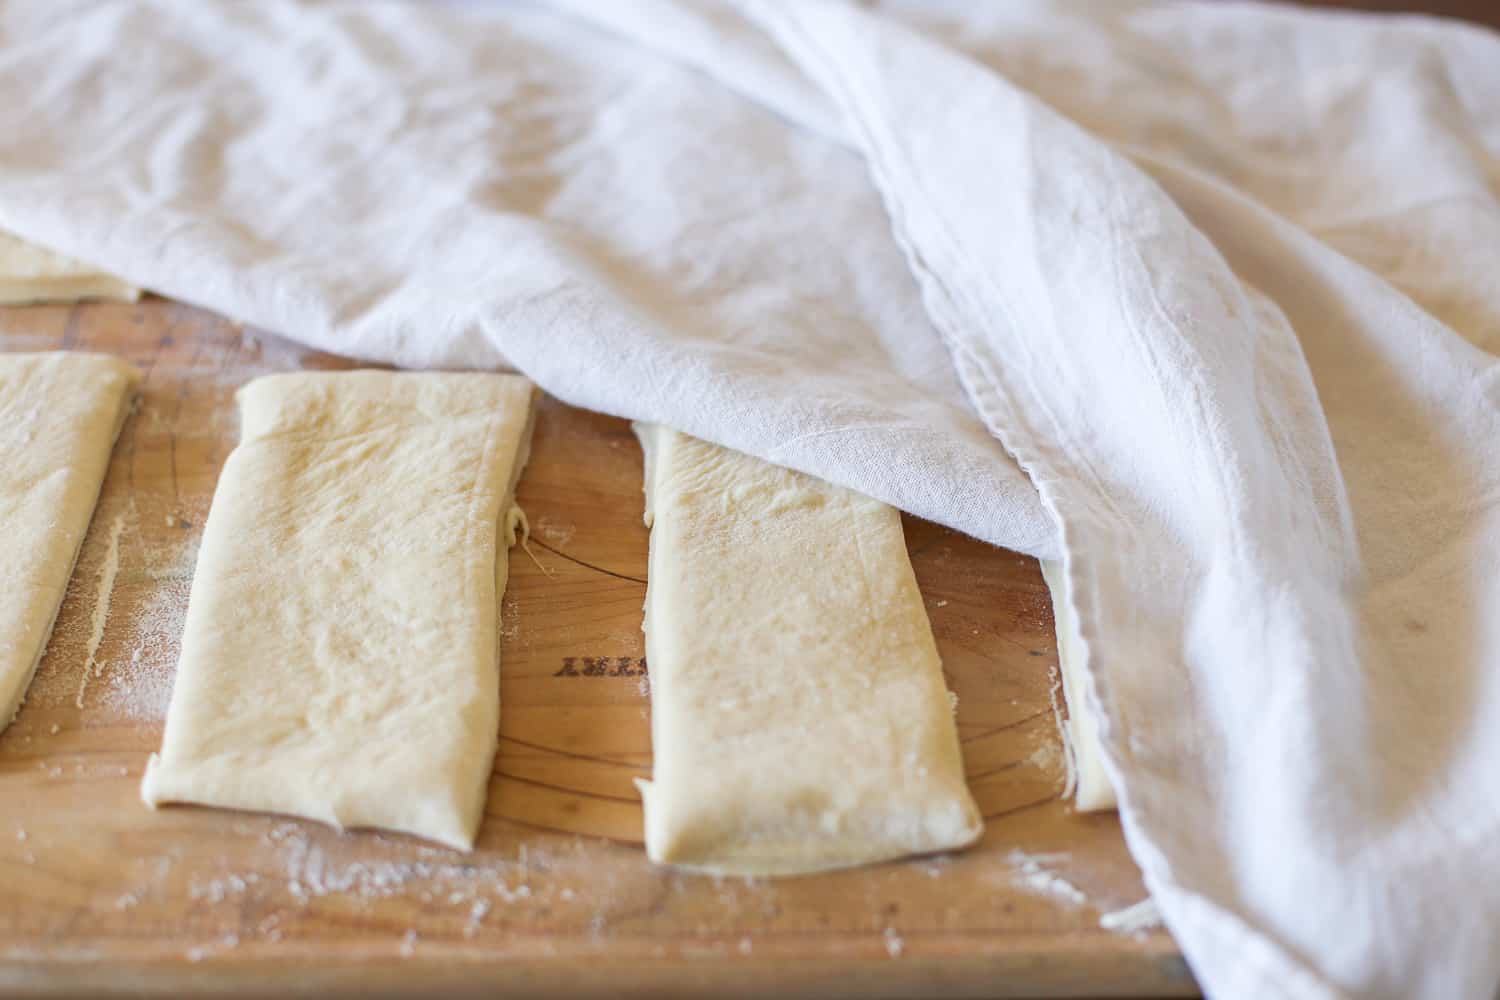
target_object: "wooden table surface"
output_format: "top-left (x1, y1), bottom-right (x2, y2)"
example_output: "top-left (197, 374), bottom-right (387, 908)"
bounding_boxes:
top-left (0, 299), bottom-right (1190, 998)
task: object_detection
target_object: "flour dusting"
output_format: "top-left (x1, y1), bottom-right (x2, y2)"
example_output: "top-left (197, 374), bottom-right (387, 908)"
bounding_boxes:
top-left (1099, 897), bottom-right (1163, 936)
top-left (24, 477), bottom-right (201, 722)
top-left (73, 512), bottom-right (126, 708)
top-left (535, 515), bottom-right (576, 547)
top-left (1005, 850), bottom-right (1087, 906)
top-left (1026, 738), bottom-right (1062, 775)
top-left (97, 530), bottom-right (198, 720)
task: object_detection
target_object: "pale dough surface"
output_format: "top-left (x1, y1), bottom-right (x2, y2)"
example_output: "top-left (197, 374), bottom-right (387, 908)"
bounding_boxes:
top-left (634, 424), bottom-right (982, 876)
top-left (0, 352), bottom-right (138, 728)
top-left (141, 371), bottom-right (535, 850)
top-left (0, 231), bottom-right (140, 305)
top-left (1040, 559), bottom-right (1116, 811)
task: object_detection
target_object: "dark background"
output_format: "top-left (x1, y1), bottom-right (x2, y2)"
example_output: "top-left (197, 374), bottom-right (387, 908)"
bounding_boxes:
top-left (1304, 0), bottom-right (1499, 27)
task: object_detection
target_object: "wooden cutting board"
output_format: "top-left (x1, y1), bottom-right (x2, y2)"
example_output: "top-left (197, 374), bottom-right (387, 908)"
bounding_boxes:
top-left (0, 299), bottom-right (1193, 998)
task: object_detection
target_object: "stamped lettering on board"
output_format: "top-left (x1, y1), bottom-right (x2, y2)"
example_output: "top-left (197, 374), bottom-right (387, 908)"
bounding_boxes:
top-left (553, 656), bottom-right (648, 678)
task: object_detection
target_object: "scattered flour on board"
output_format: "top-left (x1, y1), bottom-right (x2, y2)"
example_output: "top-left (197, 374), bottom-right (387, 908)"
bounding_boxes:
top-left (262, 824), bottom-right (582, 912)
top-left (535, 515), bottom-right (576, 547)
top-left (1005, 850), bottom-right (1087, 906)
top-left (73, 512), bottom-right (127, 708)
top-left (1026, 732), bottom-right (1063, 777)
top-left (21, 497), bottom-right (134, 712)
top-left (883, 926), bottom-right (904, 958)
top-left (1027, 742), bottom-right (1060, 773)
top-left (97, 528), bottom-right (200, 720)
top-left (24, 453), bottom-right (205, 723)
top-left (1099, 897), bottom-right (1163, 937)
top-left (185, 933), bottom-right (239, 963)
top-left (463, 899), bottom-right (491, 938)
top-left (149, 822), bottom-right (620, 960)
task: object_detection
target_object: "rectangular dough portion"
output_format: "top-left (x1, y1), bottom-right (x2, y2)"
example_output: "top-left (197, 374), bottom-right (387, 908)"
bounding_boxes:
top-left (634, 424), bottom-right (982, 876)
top-left (141, 371), bottom-right (535, 850)
top-left (1040, 559), bottom-right (1116, 811)
top-left (0, 231), bottom-right (140, 304)
top-left (0, 352), bottom-right (138, 729)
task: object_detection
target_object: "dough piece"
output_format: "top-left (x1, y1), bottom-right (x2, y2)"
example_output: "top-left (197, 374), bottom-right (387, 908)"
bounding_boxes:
top-left (141, 371), bottom-right (535, 850)
top-left (0, 231), bottom-right (140, 305)
top-left (634, 424), bottom-right (982, 875)
top-left (0, 352), bottom-right (138, 729)
top-left (1040, 559), bottom-right (1116, 811)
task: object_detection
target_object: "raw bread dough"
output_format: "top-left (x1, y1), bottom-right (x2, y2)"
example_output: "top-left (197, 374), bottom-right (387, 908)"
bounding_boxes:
top-left (0, 231), bottom-right (140, 304)
top-left (1040, 559), bottom-right (1116, 811)
top-left (0, 352), bottom-right (138, 729)
top-left (141, 371), bottom-right (535, 850)
top-left (633, 424), bottom-right (982, 875)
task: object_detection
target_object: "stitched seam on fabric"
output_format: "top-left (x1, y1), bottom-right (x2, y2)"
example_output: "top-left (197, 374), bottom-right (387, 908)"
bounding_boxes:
top-left (753, 6), bottom-right (1345, 995)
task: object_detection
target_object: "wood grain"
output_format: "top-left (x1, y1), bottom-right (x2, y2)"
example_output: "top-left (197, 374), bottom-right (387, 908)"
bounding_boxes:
top-left (0, 300), bottom-right (1190, 997)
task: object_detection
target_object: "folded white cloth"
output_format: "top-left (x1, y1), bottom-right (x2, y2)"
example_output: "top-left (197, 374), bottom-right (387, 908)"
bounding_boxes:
top-left (3, 1), bottom-right (1498, 995)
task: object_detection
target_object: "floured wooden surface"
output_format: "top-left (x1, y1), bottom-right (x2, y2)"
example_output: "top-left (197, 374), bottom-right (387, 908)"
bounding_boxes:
top-left (0, 300), bottom-right (1192, 998)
